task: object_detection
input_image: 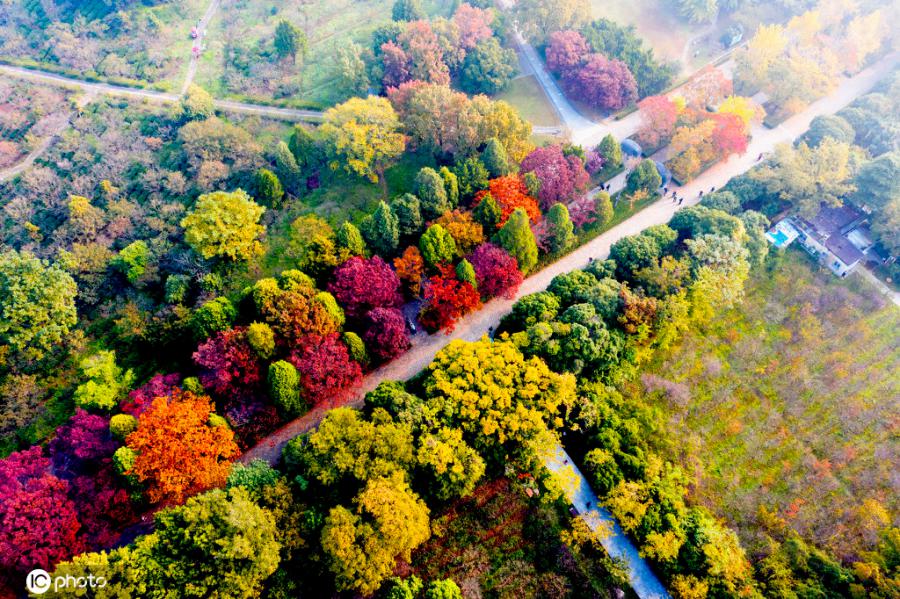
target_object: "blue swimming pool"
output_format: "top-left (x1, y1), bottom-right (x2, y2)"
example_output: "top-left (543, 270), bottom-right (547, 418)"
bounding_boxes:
top-left (769, 230), bottom-right (789, 247)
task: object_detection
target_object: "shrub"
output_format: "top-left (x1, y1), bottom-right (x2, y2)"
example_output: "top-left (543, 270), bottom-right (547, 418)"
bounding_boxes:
top-left (109, 414), bottom-right (137, 440)
top-left (268, 360), bottom-right (303, 417)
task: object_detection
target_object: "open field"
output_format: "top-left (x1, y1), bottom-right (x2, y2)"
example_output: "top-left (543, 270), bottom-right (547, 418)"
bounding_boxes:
top-left (409, 477), bottom-right (623, 599)
top-left (195, 0), bottom-right (449, 107)
top-left (0, 0), bottom-right (206, 89)
top-left (495, 75), bottom-right (561, 127)
top-left (630, 250), bottom-right (899, 560)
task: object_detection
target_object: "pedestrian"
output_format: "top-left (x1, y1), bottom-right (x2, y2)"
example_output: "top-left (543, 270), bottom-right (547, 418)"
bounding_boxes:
top-left (663, 186), bottom-right (668, 195)
top-left (699, 190), bottom-right (704, 198)
top-left (586, 501), bottom-right (591, 509)
top-left (671, 190), bottom-right (677, 198)
top-left (710, 186), bottom-right (715, 192)
top-left (757, 152), bottom-right (763, 161)
top-left (672, 194), bottom-right (677, 203)
top-left (678, 197), bottom-right (684, 205)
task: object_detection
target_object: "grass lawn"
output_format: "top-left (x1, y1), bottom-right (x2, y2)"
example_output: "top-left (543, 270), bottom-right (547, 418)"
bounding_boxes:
top-left (196, 0), bottom-right (449, 107)
top-left (588, 0), bottom-right (696, 65)
top-left (408, 477), bottom-right (624, 598)
top-left (494, 76), bottom-right (561, 128)
top-left (629, 250), bottom-right (899, 561)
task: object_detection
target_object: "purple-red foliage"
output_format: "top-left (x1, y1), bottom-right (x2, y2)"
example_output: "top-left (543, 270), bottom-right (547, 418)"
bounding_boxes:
top-left (362, 307), bottom-right (411, 362)
top-left (288, 334), bottom-right (363, 406)
top-left (193, 327), bottom-right (262, 399)
top-left (49, 410), bottom-right (117, 475)
top-left (567, 195), bottom-right (599, 230)
top-left (468, 243), bottom-right (523, 299)
top-left (519, 145), bottom-right (590, 210)
top-left (328, 256), bottom-right (402, 319)
top-left (381, 40), bottom-right (412, 89)
top-left (546, 30), bottom-right (590, 73)
top-left (122, 372), bottom-right (182, 416)
top-left (223, 402), bottom-right (281, 451)
top-left (561, 54), bottom-right (637, 112)
top-left (0, 447), bottom-right (81, 575)
top-left (68, 467), bottom-right (134, 550)
top-left (584, 150), bottom-right (604, 175)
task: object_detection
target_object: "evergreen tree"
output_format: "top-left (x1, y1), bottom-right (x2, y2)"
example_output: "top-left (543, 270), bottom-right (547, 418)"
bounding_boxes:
top-left (419, 224), bottom-right (457, 267)
top-left (415, 167), bottom-right (450, 219)
top-left (392, 0), bottom-right (425, 21)
top-left (274, 20), bottom-right (307, 63)
top-left (482, 138), bottom-right (510, 178)
top-left (254, 168), bottom-right (284, 207)
top-left (473, 193), bottom-right (502, 231)
top-left (594, 190), bottom-right (614, 226)
top-left (598, 134), bottom-right (623, 169)
top-left (440, 166), bottom-right (460, 208)
top-left (391, 193), bottom-right (424, 237)
top-left (626, 159), bottom-right (662, 194)
top-left (496, 208), bottom-right (538, 273)
top-left (336, 222), bottom-right (368, 257)
top-left (455, 259), bottom-right (478, 290)
top-left (545, 202), bottom-right (576, 254)
top-left (275, 141), bottom-right (303, 195)
top-left (269, 360), bottom-right (302, 416)
top-left (454, 157), bottom-right (490, 200)
top-left (361, 201), bottom-right (400, 257)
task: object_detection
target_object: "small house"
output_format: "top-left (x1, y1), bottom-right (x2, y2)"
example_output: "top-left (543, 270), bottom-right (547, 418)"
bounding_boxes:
top-left (790, 203), bottom-right (868, 277)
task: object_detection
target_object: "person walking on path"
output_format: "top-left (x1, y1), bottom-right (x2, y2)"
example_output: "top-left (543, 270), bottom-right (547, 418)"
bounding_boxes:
top-left (678, 197), bottom-right (684, 205)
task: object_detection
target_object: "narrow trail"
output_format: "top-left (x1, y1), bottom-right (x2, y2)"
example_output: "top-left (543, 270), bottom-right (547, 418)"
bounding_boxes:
top-left (180, 0), bottom-right (223, 95)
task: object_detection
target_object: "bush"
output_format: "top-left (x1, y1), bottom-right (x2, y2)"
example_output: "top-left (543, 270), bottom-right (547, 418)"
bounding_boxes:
top-left (109, 414), bottom-right (138, 440)
top-left (246, 322), bottom-right (276, 359)
top-left (268, 360), bottom-right (303, 417)
top-left (342, 331), bottom-right (369, 367)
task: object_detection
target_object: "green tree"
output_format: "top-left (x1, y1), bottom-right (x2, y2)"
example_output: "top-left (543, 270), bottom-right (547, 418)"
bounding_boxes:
top-left (392, 0), bottom-right (425, 21)
top-left (246, 322), bottom-right (275, 359)
top-left (455, 259), bottom-right (478, 289)
top-left (73, 350), bottom-right (134, 411)
top-left (269, 360), bottom-right (302, 416)
top-left (178, 84), bottom-right (214, 122)
top-left (482, 137), bottom-right (511, 178)
top-left (461, 38), bottom-right (518, 95)
top-left (626, 159), bottom-right (662, 194)
top-left (853, 152), bottom-right (900, 212)
top-left (496, 207), bottom-right (538, 274)
top-left (392, 193), bottom-right (425, 237)
top-left (181, 189), bottom-right (265, 261)
top-left (320, 96), bottom-right (406, 183)
top-left (114, 240), bottom-right (150, 284)
top-left (192, 296), bottom-right (237, 340)
top-left (361, 201), bottom-right (401, 256)
top-left (545, 202), bottom-right (576, 254)
top-left (675, 0), bottom-right (719, 24)
top-left (336, 222), bottom-right (368, 257)
top-left (336, 42), bottom-right (371, 100)
top-left (440, 166), bottom-right (460, 208)
top-left (321, 474), bottom-right (430, 595)
top-left (453, 156), bottom-right (490, 200)
top-left (254, 168), bottom-right (285, 207)
top-left (473, 192), bottom-right (502, 231)
top-left (594, 191), bottom-right (614, 226)
top-left (274, 20), bottom-right (308, 63)
top-left (425, 579), bottom-right (463, 599)
top-left (871, 197), bottom-right (900, 255)
top-left (415, 167), bottom-right (451, 219)
top-left (514, 0), bottom-right (592, 43)
top-left (0, 250), bottom-right (77, 363)
top-left (800, 114), bottom-right (855, 148)
top-left (288, 124), bottom-right (321, 172)
top-left (598, 134), bottom-right (622, 169)
top-left (420, 224), bottom-right (457, 267)
top-left (145, 487), bottom-right (280, 598)
top-left (275, 140), bottom-right (303, 195)
top-left (343, 331), bottom-right (369, 367)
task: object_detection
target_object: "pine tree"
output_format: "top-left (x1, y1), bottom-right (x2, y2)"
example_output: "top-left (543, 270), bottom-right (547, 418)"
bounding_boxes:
top-left (455, 259), bottom-right (477, 290)
top-left (275, 141), bottom-right (303, 195)
top-left (545, 202), bottom-right (575, 254)
top-left (392, 0), bottom-right (425, 21)
top-left (415, 167), bottom-right (450, 219)
top-left (361, 201), bottom-right (400, 257)
top-left (391, 193), bottom-right (424, 237)
top-left (336, 222), bottom-right (368, 257)
top-left (440, 167), bottom-right (460, 208)
top-left (254, 168), bottom-right (284, 207)
top-left (473, 193), bottom-right (502, 231)
top-left (598, 134), bottom-right (622, 169)
top-left (482, 138), bottom-right (510, 177)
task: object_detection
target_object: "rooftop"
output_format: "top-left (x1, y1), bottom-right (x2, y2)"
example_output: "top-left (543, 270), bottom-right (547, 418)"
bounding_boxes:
top-left (804, 203), bottom-right (864, 239)
top-left (824, 234), bottom-right (865, 266)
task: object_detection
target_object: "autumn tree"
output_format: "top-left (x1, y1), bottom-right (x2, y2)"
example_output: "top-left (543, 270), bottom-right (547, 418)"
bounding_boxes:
top-left (417, 427), bottom-right (486, 500)
top-left (423, 338), bottom-right (576, 449)
top-left (181, 189), bottom-right (265, 261)
top-left (435, 210), bottom-right (485, 256)
top-left (717, 95), bottom-right (764, 133)
top-left (751, 139), bottom-right (857, 218)
top-left (394, 246), bottom-right (426, 295)
top-left (288, 334), bottom-right (363, 405)
top-left (321, 474), bottom-right (430, 595)
top-left (546, 30), bottom-right (590, 73)
top-left (124, 391), bottom-right (239, 505)
top-left (319, 96), bottom-right (405, 183)
top-left (474, 176), bottom-right (541, 226)
top-left (562, 54), bottom-right (638, 111)
top-left (420, 224), bottom-right (457, 268)
top-left (520, 145), bottom-right (590, 210)
top-left (419, 265), bottom-right (482, 332)
top-left (193, 327), bottom-right (262, 399)
top-left (328, 256), bottom-right (402, 319)
top-left (497, 207), bottom-right (539, 274)
top-left (468, 243), bottom-right (523, 299)
top-left (681, 65), bottom-right (732, 109)
top-left (636, 95), bottom-right (679, 148)
top-left (363, 307), bottom-right (411, 361)
top-left (514, 0), bottom-right (591, 43)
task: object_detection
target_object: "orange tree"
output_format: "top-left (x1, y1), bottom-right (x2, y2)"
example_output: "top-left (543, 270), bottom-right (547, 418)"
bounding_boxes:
top-left (474, 176), bottom-right (540, 227)
top-left (124, 390), bottom-right (239, 505)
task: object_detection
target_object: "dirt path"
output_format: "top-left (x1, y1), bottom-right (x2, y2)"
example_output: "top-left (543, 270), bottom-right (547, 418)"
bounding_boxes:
top-left (180, 0), bottom-right (223, 95)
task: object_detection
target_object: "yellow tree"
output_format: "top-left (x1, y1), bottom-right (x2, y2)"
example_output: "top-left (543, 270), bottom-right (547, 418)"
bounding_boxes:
top-left (738, 24), bottom-right (788, 84)
top-left (321, 474), bottom-right (430, 595)
top-left (181, 189), bottom-right (265, 261)
top-left (319, 96), bottom-right (406, 184)
top-left (717, 96), bottom-right (765, 134)
top-left (786, 9), bottom-right (823, 46)
top-left (843, 10), bottom-right (888, 72)
top-left (423, 338), bottom-right (576, 449)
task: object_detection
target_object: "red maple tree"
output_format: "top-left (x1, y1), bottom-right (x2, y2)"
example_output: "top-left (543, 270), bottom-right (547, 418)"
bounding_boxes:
top-left (288, 334), bottom-right (363, 406)
top-left (418, 264), bottom-right (482, 333)
top-left (468, 243), bottom-right (523, 299)
top-left (474, 176), bottom-right (541, 227)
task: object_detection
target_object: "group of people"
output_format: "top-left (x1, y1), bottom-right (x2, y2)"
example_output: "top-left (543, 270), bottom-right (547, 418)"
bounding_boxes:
top-left (664, 185), bottom-right (717, 206)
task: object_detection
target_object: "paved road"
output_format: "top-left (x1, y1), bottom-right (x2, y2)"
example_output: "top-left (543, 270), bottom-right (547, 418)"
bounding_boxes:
top-left (546, 445), bottom-right (671, 599)
top-left (0, 64), bottom-right (324, 122)
top-left (241, 52), bottom-right (898, 466)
